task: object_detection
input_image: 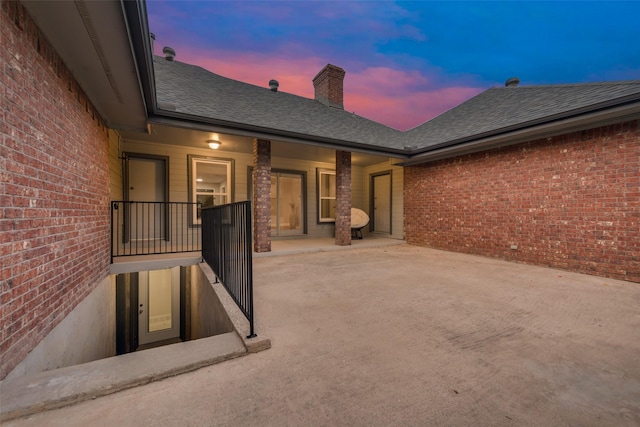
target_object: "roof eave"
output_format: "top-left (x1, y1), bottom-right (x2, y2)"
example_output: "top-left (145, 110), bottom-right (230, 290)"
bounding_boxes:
top-left (22, 0), bottom-right (148, 132)
top-left (400, 100), bottom-right (640, 166)
top-left (121, 0), bottom-right (156, 117)
top-left (149, 110), bottom-right (410, 158)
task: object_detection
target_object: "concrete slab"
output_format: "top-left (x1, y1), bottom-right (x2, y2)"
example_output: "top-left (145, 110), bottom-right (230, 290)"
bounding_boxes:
top-left (4, 245), bottom-right (640, 426)
top-left (259, 235), bottom-right (405, 257)
top-left (109, 251), bottom-right (202, 274)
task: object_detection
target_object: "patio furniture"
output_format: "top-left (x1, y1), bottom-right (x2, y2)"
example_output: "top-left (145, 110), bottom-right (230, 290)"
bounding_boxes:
top-left (351, 208), bottom-right (369, 239)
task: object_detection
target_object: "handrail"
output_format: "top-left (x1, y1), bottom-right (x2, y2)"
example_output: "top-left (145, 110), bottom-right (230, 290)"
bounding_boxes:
top-left (201, 201), bottom-right (255, 338)
top-left (110, 201), bottom-right (201, 262)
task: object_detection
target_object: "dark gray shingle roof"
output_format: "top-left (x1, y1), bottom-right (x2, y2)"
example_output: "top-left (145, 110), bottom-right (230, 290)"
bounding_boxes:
top-left (153, 58), bottom-right (405, 151)
top-left (405, 81), bottom-right (640, 149)
top-left (153, 57), bottom-right (640, 155)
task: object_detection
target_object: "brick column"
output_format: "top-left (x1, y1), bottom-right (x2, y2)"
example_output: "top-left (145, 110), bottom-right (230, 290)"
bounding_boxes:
top-left (335, 150), bottom-right (351, 246)
top-left (253, 139), bottom-right (271, 252)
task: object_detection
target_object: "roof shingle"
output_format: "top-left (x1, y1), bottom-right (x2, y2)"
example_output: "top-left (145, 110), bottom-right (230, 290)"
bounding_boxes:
top-left (154, 57), bottom-right (640, 154)
top-left (405, 81), bottom-right (640, 149)
top-left (154, 58), bottom-right (405, 151)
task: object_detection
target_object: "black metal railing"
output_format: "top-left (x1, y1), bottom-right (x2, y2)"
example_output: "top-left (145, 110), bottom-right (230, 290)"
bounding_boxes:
top-left (111, 201), bottom-right (201, 262)
top-left (201, 201), bottom-right (255, 338)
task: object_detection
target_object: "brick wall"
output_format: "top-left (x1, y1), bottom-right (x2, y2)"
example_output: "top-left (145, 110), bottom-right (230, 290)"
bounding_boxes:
top-left (1, 1), bottom-right (111, 378)
top-left (404, 120), bottom-right (639, 283)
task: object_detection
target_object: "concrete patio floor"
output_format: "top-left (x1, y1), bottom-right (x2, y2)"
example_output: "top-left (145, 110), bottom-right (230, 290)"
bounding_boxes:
top-left (5, 245), bottom-right (640, 426)
top-left (263, 234), bottom-right (406, 257)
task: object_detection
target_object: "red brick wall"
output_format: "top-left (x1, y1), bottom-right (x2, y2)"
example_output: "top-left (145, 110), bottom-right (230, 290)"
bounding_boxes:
top-left (405, 120), bottom-right (640, 283)
top-left (1, 1), bottom-right (111, 378)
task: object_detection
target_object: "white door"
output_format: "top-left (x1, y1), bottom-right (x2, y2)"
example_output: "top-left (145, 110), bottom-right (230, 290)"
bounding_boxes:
top-left (138, 267), bottom-right (180, 346)
top-left (128, 157), bottom-right (166, 240)
top-left (373, 174), bottom-right (391, 234)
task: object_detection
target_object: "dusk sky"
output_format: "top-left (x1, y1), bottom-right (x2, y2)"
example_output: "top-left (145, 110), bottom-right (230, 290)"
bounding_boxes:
top-left (148, 1), bottom-right (640, 131)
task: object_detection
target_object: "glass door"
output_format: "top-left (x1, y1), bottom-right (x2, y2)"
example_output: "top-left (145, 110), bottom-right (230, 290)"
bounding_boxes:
top-left (138, 267), bottom-right (180, 346)
top-left (271, 172), bottom-right (304, 236)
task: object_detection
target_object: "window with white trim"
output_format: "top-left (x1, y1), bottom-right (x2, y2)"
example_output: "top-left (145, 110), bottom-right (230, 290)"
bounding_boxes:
top-left (190, 157), bottom-right (232, 224)
top-left (317, 169), bottom-right (336, 222)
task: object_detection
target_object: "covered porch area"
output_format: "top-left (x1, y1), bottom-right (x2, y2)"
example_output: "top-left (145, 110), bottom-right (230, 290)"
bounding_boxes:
top-left (115, 122), bottom-right (405, 256)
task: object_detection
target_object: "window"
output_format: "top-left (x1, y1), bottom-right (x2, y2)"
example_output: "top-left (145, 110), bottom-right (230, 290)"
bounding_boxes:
top-left (317, 169), bottom-right (336, 223)
top-left (189, 156), bottom-right (233, 224)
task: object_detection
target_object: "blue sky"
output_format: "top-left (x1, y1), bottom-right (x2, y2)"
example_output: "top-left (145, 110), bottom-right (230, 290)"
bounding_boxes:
top-left (148, 1), bottom-right (640, 130)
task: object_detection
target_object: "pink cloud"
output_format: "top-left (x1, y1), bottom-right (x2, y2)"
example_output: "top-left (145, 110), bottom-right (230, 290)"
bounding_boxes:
top-left (343, 66), bottom-right (484, 129)
top-left (162, 46), bottom-right (483, 131)
top-left (346, 87), bottom-right (483, 131)
top-left (171, 46), bottom-right (323, 98)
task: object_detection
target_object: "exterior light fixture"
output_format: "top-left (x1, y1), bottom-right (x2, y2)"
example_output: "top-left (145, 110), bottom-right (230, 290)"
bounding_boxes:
top-left (207, 139), bottom-right (221, 149)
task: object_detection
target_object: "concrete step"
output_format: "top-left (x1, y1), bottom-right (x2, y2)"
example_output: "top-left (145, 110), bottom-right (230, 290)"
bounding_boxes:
top-left (1, 332), bottom-right (246, 422)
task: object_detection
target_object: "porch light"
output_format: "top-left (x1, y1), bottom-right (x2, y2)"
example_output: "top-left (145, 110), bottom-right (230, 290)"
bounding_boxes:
top-left (207, 139), bottom-right (221, 149)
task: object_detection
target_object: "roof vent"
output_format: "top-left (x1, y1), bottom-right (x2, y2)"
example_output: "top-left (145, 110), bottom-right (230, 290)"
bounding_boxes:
top-left (150, 33), bottom-right (156, 52)
top-left (505, 77), bottom-right (520, 87)
top-left (269, 79), bottom-right (279, 92)
top-left (163, 46), bottom-right (176, 61)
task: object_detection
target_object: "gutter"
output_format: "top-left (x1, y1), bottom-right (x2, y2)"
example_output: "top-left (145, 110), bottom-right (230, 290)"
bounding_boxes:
top-left (121, 0), bottom-right (155, 119)
top-left (148, 112), bottom-right (411, 159)
top-left (400, 99), bottom-right (640, 166)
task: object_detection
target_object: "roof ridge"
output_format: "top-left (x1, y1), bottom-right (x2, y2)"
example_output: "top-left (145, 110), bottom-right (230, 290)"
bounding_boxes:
top-left (154, 55), bottom-right (298, 94)
top-left (492, 80), bottom-right (640, 90)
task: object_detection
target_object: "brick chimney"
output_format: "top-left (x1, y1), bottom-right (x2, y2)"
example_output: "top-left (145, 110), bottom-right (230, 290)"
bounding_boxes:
top-left (312, 64), bottom-right (346, 109)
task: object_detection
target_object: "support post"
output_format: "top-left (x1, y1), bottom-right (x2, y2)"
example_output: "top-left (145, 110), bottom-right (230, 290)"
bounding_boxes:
top-left (335, 150), bottom-right (351, 246)
top-left (253, 139), bottom-right (271, 252)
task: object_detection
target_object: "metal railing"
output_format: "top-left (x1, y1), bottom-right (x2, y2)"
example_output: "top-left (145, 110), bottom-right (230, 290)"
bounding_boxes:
top-left (111, 201), bottom-right (201, 262)
top-left (201, 201), bottom-right (255, 338)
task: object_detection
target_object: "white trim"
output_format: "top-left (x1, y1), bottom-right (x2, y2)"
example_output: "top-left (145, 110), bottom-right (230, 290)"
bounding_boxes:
top-left (318, 169), bottom-right (336, 223)
top-left (191, 157), bottom-right (232, 224)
